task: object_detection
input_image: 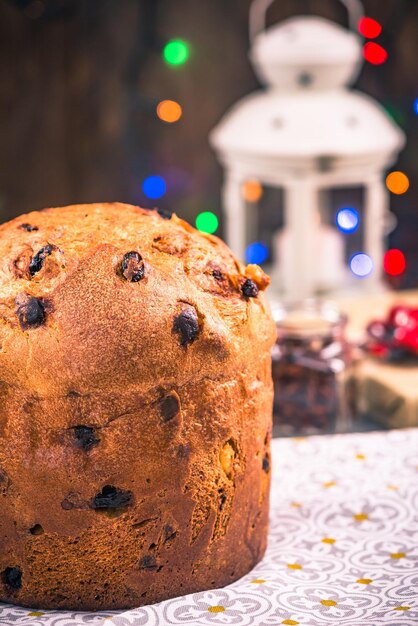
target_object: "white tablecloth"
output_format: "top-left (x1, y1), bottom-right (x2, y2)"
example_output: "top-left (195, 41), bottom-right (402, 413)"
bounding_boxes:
top-left (2, 428), bottom-right (417, 626)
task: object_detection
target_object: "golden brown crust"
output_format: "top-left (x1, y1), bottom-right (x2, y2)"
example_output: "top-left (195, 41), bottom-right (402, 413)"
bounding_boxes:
top-left (0, 203), bottom-right (276, 610)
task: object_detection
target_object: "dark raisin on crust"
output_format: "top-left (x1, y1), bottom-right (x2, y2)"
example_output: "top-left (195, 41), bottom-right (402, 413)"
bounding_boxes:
top-left (218, 488), bottom-right (227, 511)
top-left (163, 525), bottom-right (177, 543)
top-left (241, 278), bottom-right (259, 298)
top-left (159, 394), bottom-right (180, 422)
top-left (212, 268), bottom-right (224, 281)
top-left (177, 444), bottom-right (190, 459)
top-left (19, 223), bottom-right (38, 232)
top-left (262, 454), bottom-right (270, 473)
top-left (61, 498), bottom-right (75, 510)
top-left (61, 492), bottom-right (90, 511)
top-left (0, 468), bottom-right (11, 495)
top-left (138, 555), bottom-right (157, 570)
top-left (2, 566), bottom-right (22, 590)
top-left (67, 389), bottom-right (82, 398)
top-left (29, 524), bottom-right (44, 536)
top-left (29, 244), bottom-right (56, 276)
top-left (15, 293), bottom-right (45, 329)
top-left (156, 208), bottom-right (173, 220)
top-left (92, 485), bottom-right (133, 510)
top-left (121, 251), bottom-right (145, 282)
top-left (73, 426), bottom-right (100, 451)
top-left (173, 304), bottom-right (199, 346)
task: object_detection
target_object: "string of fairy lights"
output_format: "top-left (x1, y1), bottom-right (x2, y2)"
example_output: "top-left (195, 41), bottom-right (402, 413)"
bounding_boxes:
top-left (142, 19), bottom-right (416, 281)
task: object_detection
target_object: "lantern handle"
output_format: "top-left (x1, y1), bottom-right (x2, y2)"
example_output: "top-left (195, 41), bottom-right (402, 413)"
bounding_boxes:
top-left (249, 0), bottom-right (364, 43)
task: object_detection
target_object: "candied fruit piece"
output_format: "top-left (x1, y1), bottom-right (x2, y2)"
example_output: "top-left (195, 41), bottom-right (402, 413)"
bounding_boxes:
top-left (220, 442), bottom-right (235, 478)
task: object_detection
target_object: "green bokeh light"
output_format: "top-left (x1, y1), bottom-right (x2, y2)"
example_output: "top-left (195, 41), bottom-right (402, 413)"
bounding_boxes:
top-left (384, 103), bottom-right (407, 129)
top-left (195, 211), bottom-right (219, 234)
top-left (163, 39), bottom-right (189, 66)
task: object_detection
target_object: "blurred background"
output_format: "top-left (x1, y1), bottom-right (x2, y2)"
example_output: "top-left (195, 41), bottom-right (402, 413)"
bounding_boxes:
top-left (0, 0), bottom-right (418, 434)
top-left (0, 0), bottom-right (417, 289)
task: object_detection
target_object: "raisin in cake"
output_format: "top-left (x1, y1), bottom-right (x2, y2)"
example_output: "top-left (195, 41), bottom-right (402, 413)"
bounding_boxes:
top-left (0, 203), bottom-right (276, 610)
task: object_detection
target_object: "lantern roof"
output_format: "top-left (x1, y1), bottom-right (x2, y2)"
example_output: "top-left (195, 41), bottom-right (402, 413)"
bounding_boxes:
top-left (250, 16), bottom-right (362, 89)
top-left (210, 88), bottom-right (405, 164)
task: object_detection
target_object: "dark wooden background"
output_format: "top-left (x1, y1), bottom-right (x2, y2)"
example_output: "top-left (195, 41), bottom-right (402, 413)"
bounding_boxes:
top-left (0, 0), bottom-right (417, 286)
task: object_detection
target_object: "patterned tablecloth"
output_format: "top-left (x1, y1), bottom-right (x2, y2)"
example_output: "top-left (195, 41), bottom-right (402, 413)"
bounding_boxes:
top-left (1, 428), bottom-right (418, 626)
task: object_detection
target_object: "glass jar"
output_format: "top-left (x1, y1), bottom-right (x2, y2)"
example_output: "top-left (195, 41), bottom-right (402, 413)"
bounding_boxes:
top-left (271, 300), bottom-right (351, 436)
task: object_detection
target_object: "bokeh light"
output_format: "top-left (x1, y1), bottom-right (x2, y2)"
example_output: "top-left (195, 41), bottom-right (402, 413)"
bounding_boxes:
top-left (156, 100), bottom-right (182, 123)
top-left (386, 171), bottom-right (409, 195)
top-left (383, 249), bottom-right (406, 276)
top-left (195, 211), bottom-right (219, 234)
top-left (336, 207), bottom-right (360, 233)
top-left (414, 98), bottom-right (418, 115)
top-left (350, 253), bottom-right (373, 278)
top-left (142, 175), bottom-right (166, 200)
top-left (358, 17), bottom-right (382, 38)
top-left (362, 42), bottom-right (388, 65)
top-left (163, 39), bottom-right (189, 66)
top-left (384, 103), bottom-right (407, 127)
top-left (245, 242), bottom-right (269, 264)
top-left (242, 180), bottom-right (263, 203)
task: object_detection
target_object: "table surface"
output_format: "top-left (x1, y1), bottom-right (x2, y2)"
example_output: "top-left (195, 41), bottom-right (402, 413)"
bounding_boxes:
top-left (1, 428), bottom-right (417, 626)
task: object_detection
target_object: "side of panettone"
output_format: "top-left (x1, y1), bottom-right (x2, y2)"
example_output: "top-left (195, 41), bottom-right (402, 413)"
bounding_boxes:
top-left (0, 203), bottom-right (276, 610)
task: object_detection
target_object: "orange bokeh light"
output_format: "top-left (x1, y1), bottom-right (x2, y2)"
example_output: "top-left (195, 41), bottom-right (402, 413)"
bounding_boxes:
top-left (386, 171), bottom-right (410, 195)
top-left (242, 180), bottom-right (263, 203)
top-left (156, 100), bottom-right (182, 123)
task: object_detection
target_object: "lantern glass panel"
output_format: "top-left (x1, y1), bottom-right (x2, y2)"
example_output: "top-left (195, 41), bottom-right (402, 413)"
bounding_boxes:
top-left (245, 185), bottom-right (284, 266)
top-left (329, 186), bottom-right (365, 263)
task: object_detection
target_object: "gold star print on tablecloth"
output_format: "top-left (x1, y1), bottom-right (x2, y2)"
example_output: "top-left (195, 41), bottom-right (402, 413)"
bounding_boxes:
top-left (1, 428), bottom-right (418, 625)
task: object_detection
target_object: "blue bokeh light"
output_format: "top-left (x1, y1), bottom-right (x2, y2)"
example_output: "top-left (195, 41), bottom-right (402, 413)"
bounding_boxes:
top-left (142, 175), bottom-right (166, 199)
top-left (336, 207), bottom-right (360, 233)
top-left (414, 98), bottom-right (418, 115)
top-left (350, 252), bottom-right (373, 278)
top-left (245, 242), bottom-right (269, 264)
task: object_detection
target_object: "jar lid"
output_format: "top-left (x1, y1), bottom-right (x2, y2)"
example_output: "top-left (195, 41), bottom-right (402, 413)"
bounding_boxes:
top-left (273, 300), bottom-right (346, 338)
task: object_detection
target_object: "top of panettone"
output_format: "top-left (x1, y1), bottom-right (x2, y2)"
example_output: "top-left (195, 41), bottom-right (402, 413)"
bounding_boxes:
top-left (0, 203), bottom-right (276, 395)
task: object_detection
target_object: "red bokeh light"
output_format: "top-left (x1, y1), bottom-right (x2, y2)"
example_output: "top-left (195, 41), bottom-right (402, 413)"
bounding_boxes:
top-left (383, 249), bottom-right (406, 276)
top-left (358, 17), bottom-right (382, 38)
top-left (362, 42), bottom-right (388, 65)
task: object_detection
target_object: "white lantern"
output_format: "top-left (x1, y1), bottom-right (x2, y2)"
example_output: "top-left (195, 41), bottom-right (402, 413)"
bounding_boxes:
top-left (210, 0), bottom-right (405, 300)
